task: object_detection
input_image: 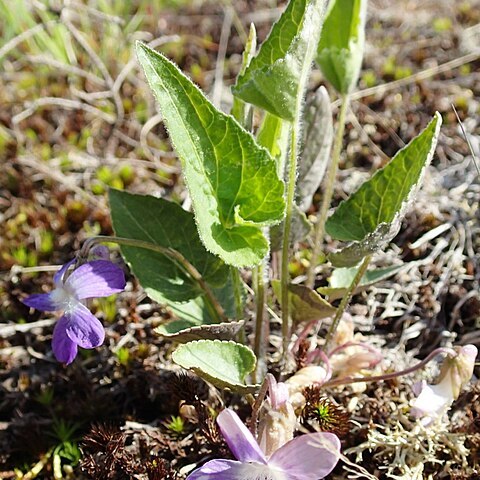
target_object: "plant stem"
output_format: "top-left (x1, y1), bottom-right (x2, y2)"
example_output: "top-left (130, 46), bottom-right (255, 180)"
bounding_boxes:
top-left (81, 235), bottom-right (227, 323)
top-left (323, 254), bottom-right (371, 352)
top-left (307, 93), bottom-right (350, 288)
top-left (281, 119), bottom-right (300, 361)
top-left (231, 267), bottom-right (246, 344)
top-left (322, 347), bottom-right (457, 388)
top-left (253, 259), bottom-right (266, 365)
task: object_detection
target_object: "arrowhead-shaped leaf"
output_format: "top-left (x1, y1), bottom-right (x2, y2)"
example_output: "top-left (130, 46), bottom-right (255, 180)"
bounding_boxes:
top-left (233, 0), bottom-right (327, 120)
top-left (326, 112), bottom-right (442, 267)
top-left (172, 340), bottom-right (258, 393)
top-left (316, 0), bottom-right (367, 94)
top-left (297, 86), bottom-right (334, 211)
top-left (136, 43), bottom-right (285, 267)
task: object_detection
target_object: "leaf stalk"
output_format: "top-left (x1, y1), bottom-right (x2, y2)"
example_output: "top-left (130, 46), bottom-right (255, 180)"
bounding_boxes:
top-left (307, 92), bottom-right (350, 288)
top-left (81, 236), bottom-right (227, 323)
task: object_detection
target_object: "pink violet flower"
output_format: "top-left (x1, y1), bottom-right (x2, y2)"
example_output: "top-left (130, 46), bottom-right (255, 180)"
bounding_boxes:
top-left (186, 408), bottom-right (341, 480)
top-left (22, 258), bottom-right (125, 364)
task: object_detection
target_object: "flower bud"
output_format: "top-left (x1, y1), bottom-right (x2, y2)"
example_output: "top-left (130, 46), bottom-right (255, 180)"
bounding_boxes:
top-left (257, 375), bottom-right (297, 457)
top-left (437, 344), bottom-right (477, 399)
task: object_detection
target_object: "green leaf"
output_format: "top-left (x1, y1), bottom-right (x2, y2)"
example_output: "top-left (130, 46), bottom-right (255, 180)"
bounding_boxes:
top-left (231, 24), bottom-right (257, 124)
top-left (109, 189), bottom-right (229, 302)
top-left (233, 0), bottom-right (327, 120)
top-left (272, 280), bottom-right (335, 325)
top-left (326, 113), bottom-right (442, 267)
top-left (257, 112), bottom-right (290, 176)
top-left (156, 320), bottom-right (245, 343)
top-left (162, 273), bottom-right (240, 328)
top-left (172, 340), bottom-right (258, 393)
top-left (297, 86), bottom-right (333, 211)
top-left (136, 43), bottom-right (285, 267)
top-left (316, 0), bottom-right (367, 94)
top-left (318, 264), bottom-right (404, 300)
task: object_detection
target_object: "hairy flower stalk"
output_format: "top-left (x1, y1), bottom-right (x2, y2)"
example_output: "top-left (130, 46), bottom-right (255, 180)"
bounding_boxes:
top-left (23, 256), bottom-right (125, 364)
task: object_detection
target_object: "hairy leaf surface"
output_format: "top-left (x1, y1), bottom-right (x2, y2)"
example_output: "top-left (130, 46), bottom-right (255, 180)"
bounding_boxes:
top-left (297, 86), bottom-right (333, 210)
top-left (172, 340), bottom-right (258, 393)
top-left (137, 43), bottom-right (285, 267)
top-left (326, 113), bottom-right (442, 266)
top-left (233, 0), bottom-right (327, 120)
top-left (316, 0), bottom-right (367, 93)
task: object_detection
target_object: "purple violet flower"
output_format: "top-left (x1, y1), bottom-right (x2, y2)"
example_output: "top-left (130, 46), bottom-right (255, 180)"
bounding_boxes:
top-left (23, 259), bottom-right (125, 364)
top-left (187, 408), bottom-right (341, 480)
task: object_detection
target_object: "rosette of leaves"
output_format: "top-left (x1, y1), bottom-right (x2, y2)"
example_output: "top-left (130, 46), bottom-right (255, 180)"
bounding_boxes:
top-left (316, 0), bottom-right (368, 94)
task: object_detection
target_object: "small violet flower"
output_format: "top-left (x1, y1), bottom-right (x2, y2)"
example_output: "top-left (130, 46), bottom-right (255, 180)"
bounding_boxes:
top-left (23, 258), bottom-right (125, 364)
top-left (187, 408), bottom-right (340, 480)
top-left (411, 344), bottom-right (478, 426)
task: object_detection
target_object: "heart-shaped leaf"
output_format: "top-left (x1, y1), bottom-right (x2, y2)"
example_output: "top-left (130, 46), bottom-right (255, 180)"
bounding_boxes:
top-left (297, 86), bottom-right (334, 211)
top-left (316, 0), bottom-right (367, 94)
top-left (233, 0), bottom-right (327, 121)
top-left (136, 43), bottom-right (285, 267)
top-left (326, 112), bottom-right (442, 267)
top-left (172, 340), bottom-right (258, 393)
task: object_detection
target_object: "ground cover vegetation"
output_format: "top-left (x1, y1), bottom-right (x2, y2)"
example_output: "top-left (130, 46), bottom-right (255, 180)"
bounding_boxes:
top-left (1, 0), bottom-right (479, 478)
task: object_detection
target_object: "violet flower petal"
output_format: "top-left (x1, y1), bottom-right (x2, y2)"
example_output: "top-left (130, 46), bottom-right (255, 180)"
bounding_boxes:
top-left (186, 459), bottom-right (287, 480)
top-left (64, 302), bottom-right (105, 349)
top-left (64, 260), bottom-right (125, 300)
top-left (217, 409), bottom-right (267, 464)
top-left (22, 293), bottom-right (58, 312)
top-left (269, 432), bottom-right (341, 480)
top-left (54, 258), bottom-right (76, 285)
top-left (52, 316), bottom-right (78, 364)
top-left (90, 245), bottom-right (110, 260)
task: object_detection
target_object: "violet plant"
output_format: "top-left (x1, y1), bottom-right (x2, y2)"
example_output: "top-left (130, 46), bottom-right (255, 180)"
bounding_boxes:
top-left (20, 0), bottom-right (478, 476)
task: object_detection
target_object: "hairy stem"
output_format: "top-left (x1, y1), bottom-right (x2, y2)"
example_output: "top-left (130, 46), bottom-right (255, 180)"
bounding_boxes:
top-left (323, 254), bottom-right (371, 352)
top-left (81, 235), bottom-right (227, 323)
top-left (307, 93), bottom-right (350, 288)
top-left (231, 267), bottom-right (246, 344)
top-left (253, 259), bottom-right (266, 376)
top-left (281, 119), bottom-right (300, 361)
